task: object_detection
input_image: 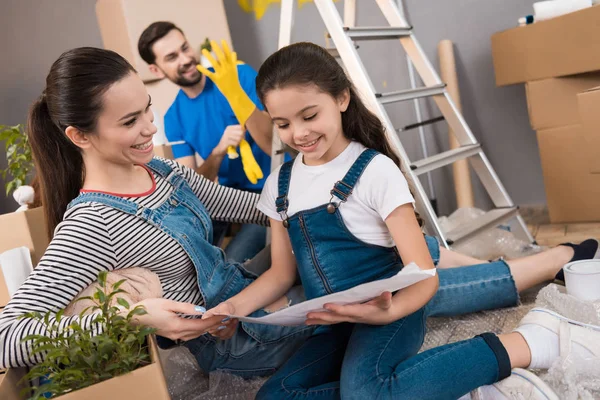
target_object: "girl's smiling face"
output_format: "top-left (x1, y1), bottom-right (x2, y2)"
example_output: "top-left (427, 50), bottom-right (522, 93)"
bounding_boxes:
top-left (264, 84), bottom-right (350, 166)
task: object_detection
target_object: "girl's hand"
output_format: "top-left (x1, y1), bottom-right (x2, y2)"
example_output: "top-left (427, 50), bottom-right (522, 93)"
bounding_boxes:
top-left (131, 298), bottom-right (223, 341)
top-left (202, 301), bottom-right (239, 340)
top-left (305, 292), bottom-right (396, 326)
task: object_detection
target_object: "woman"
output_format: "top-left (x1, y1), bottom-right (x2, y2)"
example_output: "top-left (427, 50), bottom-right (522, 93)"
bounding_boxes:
top-left (0, 47), bottom-right (312, 376)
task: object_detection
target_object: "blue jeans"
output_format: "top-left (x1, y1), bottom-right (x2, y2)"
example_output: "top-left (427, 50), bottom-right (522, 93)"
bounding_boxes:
top-left (256, 259), bottom-right (517, 400)
top-left (261, 149), bottom-right (517, 399)
top-left (212, 222), bottom-right (267, 263)
top-left (225, 223), bottom-right (267, 263)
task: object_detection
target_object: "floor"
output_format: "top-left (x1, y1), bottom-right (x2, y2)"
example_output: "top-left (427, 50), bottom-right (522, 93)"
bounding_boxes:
top-left (521, 205), bottom-right (600, 246)
top-left (5, 207), bottom-right (599, 395)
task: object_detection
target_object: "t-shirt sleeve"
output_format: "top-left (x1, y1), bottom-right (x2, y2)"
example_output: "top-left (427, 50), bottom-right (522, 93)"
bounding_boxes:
top-left (237, 64), bottom-right (264, 111)
top-left (257, 167), bottom-right (282, 221)
top-left (164, 105), bottom-right (195, 158)
top-left (363, 155), bottom-right (415, 220)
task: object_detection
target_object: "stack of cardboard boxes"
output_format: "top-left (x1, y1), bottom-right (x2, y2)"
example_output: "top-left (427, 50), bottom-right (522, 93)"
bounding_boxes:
top-left (492, 5), bottom-right (600, 223)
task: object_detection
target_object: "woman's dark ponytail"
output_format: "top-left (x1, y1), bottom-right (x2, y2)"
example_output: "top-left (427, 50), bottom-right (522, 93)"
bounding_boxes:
top-left (27, 47), bottom-right (136, 238)
top-left (28, 96), bottom-right (84, 239)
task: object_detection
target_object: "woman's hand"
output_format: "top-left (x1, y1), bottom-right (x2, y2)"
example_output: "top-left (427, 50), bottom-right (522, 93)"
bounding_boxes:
top-left (131, 298), bottom-right (224, 342)
top-left (305, 292), bottom-right (397, 326)
top-left (202, 301), bottom-right (239, 340)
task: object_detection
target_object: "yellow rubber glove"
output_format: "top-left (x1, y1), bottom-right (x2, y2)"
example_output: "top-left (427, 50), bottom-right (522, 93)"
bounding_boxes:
top-left (239, 139), bottom-right (264, 184)
top-left (226, 146), bottom-right (239, 159)
top-left (197, 40), bottom-right (256, 128)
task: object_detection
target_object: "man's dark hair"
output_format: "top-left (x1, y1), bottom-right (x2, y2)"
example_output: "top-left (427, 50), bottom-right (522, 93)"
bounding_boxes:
top-left (138, 21), bottom-right (184, 65)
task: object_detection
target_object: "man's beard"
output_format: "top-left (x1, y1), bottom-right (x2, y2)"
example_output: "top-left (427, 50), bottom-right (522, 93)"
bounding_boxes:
top-left (173, 61), bottom-right (203, 87)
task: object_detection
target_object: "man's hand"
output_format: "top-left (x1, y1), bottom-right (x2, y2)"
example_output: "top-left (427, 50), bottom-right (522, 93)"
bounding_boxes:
top-left (214, 125), bottom-right (244, 157)
top-left (197, 40), bottom-right (256, 128)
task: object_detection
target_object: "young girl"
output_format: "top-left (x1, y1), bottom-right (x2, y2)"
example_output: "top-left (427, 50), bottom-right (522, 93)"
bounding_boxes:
top-left (203, 42), bottom-right (600, 399)
top-left (0, 47), bottom-right (313, 376)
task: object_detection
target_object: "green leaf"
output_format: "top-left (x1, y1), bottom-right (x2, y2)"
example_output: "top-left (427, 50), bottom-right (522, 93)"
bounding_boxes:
top-left (112, 279), bottom-right (127, 291)
top-left (6, 181), bottom-right (14, 196)
top-left (116, 297), bottom-right (130, 309)
top-left (137, 327), bottom-right (156, 339)
top-left (94, 289), bottom-right (106, 303)
top-left (24, 334), bottom-right (52, 343)
top-left (56, 308), bottom-right (64, 323)
top-left (127, 307), bottom-right (148, 318)
top-left (98, 270), bottom-right (107, 288)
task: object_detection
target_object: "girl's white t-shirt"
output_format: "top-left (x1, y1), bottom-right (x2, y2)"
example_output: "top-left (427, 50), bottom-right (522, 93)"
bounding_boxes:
top-left (257, 141), bottom-right (414, 247)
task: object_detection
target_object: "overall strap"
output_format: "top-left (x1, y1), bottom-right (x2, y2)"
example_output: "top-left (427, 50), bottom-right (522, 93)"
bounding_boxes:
top-left (67, 192), bottom-right (139, 215)
top-left (330, 149), bottom-right (379, 202)
top-left (276, 160), bottom-right (294, 214)
top-left (146, 157), bottom-right (174, 178)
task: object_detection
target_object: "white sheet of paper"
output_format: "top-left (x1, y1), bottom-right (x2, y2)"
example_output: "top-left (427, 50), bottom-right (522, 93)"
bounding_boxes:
top-left (0, 246), bottom-right (33, 298)
top-left (229, 263), bottom-right (436, 326)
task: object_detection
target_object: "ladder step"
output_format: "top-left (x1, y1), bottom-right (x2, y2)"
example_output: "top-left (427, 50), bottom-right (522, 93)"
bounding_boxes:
top-left (329, 26), bottom-right (412, 40)
top-left (326, 47), bottom-right (341, 58)
top-left (398, 116), bottom-right (445, 132)
top-left (376, 84), bottom-right (446, 104)
top-left (410, 144), bottom-right (481, 176)
top-left (445, 207), bottom-right (519, 246)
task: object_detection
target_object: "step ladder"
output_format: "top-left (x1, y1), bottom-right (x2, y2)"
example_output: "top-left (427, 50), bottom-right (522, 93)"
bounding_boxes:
top-left (272, 0), bottom-right (534, 248)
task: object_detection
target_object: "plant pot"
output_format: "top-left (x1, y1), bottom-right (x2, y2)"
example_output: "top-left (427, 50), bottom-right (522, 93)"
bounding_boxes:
top-left (0, 335), bottom-right (169, 400)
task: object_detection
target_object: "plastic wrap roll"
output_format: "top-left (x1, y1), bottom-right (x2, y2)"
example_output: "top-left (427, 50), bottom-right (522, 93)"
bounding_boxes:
top-left (533, 0), bottom-right (591, 21)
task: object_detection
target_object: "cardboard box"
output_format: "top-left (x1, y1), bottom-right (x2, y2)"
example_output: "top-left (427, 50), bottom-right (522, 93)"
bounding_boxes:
top-left (95, 0), bottom-right (232, 83)
top-left (0, 335), bottom-right (169, 400)
top-left (537, 124), bottom-right (600, 222)
top-left (0, 269), bottom-right (10, 307)
top-left (577, 86), bottom-right (600, 173)
top-left (153, 144), bottom-right (175, 160)
top-left (526, 73), bottom-right (600, 130)
top-left (0, 207), bottom-right (49, 268)
top-left (491, 5), bottom-right (600, 86)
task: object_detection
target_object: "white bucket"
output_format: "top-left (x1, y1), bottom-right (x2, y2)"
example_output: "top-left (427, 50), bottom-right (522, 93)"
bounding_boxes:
top-left (563, 259), bottom-right (600, 302)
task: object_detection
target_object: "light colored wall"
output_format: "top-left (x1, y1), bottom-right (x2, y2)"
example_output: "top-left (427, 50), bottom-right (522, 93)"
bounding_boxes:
top-left (0, 0), bottom-right (103, 214)
top-left (223, 0), bottom-right (544, 216)
top-left (0, 0), bottom-right (545, 218)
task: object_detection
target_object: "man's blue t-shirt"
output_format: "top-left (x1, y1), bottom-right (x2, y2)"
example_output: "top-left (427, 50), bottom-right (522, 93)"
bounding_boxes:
top-left (164, 64), bottom-right (270, 191)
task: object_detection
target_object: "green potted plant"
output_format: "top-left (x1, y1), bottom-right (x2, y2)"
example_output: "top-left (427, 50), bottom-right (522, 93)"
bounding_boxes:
top-left (0, 271), bottom-right (169, 400)
top-left (0, 124), bottom-right (34, 198)
top-left (0, 123), bottom-right (48, 265)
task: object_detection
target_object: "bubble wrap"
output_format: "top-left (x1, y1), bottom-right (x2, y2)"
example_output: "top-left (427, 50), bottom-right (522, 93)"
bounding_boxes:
top-left (437, 207), bottom-right (545, 260)
top-left (158, 346), bottom-right (268, 400)
top-left (534, 284), bottom-right (600, 400)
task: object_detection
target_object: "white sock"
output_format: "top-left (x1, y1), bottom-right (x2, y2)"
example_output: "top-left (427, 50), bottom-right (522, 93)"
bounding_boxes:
top-left (516, 324), bottom-right (594, 369)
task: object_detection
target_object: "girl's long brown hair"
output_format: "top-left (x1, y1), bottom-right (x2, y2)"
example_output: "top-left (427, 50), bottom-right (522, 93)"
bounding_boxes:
top-left (256, 42), bottom-right (422, 225)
